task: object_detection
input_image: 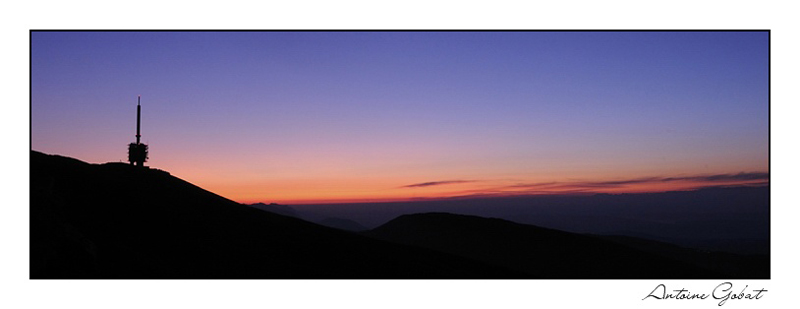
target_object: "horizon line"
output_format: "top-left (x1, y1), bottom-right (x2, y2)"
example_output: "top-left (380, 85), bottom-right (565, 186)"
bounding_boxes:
top-left (30, 150), bottom-right (769, 207)
top-left (248, 182), bottom-right (770, 206)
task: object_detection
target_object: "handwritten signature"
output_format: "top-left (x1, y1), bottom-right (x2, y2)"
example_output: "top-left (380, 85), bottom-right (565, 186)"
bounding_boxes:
top-left (643, 282), bottom-right (767, 306)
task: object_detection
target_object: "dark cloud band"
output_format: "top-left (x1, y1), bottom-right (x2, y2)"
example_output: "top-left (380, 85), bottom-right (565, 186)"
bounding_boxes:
top-left (402, 180), bottom-right (475, 188)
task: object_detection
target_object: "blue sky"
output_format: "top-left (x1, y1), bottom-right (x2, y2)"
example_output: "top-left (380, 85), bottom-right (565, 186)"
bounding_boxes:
top-left (31, 31), bottom-right (769, 203)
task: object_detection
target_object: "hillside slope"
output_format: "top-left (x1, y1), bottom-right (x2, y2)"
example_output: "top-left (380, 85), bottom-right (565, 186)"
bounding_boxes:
top-left (366, 213), bottom-right (735, 278)
top-left (30, 151), bottom-right (523, 279)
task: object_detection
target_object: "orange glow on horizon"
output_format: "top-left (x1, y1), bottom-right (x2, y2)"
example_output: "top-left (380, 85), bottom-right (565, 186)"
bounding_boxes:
top-left (210, 174), bottom-right (769, 205)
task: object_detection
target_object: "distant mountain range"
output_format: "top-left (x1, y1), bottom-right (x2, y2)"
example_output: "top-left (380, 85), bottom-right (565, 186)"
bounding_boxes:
top-left (290, 186), bottom-right (770, 255)
top-left (247, 202), bottom-right (367, 231)
top-left (366, 213), bottom-right (766, 278)
top-left (30, 151), bottom-right (768, 278)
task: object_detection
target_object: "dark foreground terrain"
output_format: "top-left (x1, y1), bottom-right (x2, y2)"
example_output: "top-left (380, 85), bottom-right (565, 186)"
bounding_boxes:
top-left (30, 151), bottom-right (767, 278)
top-left (291, 186), bottom-right (770, 255)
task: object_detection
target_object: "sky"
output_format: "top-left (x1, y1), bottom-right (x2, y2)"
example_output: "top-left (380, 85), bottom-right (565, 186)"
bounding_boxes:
top-left (31, 31), bottom-right (769, 204)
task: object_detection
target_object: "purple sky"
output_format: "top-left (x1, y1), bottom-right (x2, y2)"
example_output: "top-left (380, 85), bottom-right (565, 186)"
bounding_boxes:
top-left (31, 31), bottom-right (769, 203)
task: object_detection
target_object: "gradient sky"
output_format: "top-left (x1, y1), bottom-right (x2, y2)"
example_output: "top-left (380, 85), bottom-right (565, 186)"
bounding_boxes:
top-left (31, 31), bottom-right (769, 204)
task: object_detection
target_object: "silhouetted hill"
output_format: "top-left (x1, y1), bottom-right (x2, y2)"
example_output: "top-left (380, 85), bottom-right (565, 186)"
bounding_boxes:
top-left (293, 186), bottom-right (769, 255)
top-left (317, 217), bottom-right (367, 232)
top-left (366, 213), bottom-right (744, 278)
top-left (31, 150), bottom-right (767, 279)
top-left (592, 235), bottom-right (768, 278)
top-left (30, 151), bottom-right (525, 278)
top-left (246, 203), bottom-right (367, 231)
top-left (248, 202), bottom-right (300, 218)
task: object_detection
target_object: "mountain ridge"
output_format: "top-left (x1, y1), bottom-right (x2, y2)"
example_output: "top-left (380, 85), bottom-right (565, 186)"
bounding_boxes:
top-left (290, 186), bottom-right (769, 255)
top-left (365, 212), bottom-right (746, 278)
top-left (30, 150), bottom-right (524, 278)
top-left (30, 151), bottom-right (766, 278)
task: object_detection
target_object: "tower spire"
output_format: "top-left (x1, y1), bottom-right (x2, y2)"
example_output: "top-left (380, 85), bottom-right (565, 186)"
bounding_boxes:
top-left (128, 95), bottom-right (148, 167)
top-left (136, 95), bottom-right (141, 144)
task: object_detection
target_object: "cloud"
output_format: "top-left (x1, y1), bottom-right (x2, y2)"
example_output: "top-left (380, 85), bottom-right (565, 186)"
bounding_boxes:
top-left (506, 182), bottom-right (558, 189)
top-left (591, 177), bottom-right (662, 186)
top-left (661, 172), bottom-right (770, 182)
top-left (401, 180), bottom-right (475, 188)
top-left (459, 172), bottom-right (770, 196)
top-left (402, 172), bottom-right (769, 199)
top-left (550, 173), bottom-right (769, 189)
top-left (496, 178), bottom-right (660, 191)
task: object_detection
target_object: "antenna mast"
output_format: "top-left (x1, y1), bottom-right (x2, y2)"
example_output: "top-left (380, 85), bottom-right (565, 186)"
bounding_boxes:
top-left (136, 95), bottom-right (141, 144)
top-left (128, 95), bottom-right (148, 167)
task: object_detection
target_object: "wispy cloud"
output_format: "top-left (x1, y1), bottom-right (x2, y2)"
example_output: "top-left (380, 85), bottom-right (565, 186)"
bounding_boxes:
top-left (661, 172), bottom-right (770, 182)
top-left (507, 173), bottom-right (769, 190)
top-left (401, 180), bottom-right (475, 188)
top-left (589, 177), bottom-right (662, 186)
top-left (505, 182), bottom-right (557, 189)
top-left (444, 172), bottom-right (769, 198)
top-left (399, 172), bottom-right (768, 200)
